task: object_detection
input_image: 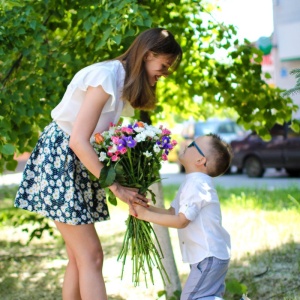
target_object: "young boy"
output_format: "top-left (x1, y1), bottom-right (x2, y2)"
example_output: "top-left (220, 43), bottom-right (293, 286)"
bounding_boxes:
top-left (130, 133), bottom-right (233, 300)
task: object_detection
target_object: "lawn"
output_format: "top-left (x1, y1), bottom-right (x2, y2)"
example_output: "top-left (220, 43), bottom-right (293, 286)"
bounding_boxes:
top-left (0, 184), bottom-right (300, 300)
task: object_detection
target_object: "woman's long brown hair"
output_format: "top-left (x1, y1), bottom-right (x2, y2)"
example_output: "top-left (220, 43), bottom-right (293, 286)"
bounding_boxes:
top-left (116, 28), bottom-right (182, 110)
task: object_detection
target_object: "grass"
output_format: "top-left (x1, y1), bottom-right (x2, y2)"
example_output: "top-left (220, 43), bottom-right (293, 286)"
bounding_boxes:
top-left (1, 184), bottom-right (300, 299)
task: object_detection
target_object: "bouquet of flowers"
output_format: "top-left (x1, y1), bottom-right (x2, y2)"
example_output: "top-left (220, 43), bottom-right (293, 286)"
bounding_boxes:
top-left (93, 120), bottom-right (177, 286)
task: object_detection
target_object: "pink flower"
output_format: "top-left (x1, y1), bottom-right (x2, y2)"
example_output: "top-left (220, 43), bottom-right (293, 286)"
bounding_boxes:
top-left (111, 136), bottom-right (120, 144)
top-left (161, 153), bottom-right (168, 161)
top-left (121, 127), bottom-right (134, 134)
top-left (120, 148), bottom-right (127, 154)
top-left (162, 129), bottom-right (171, 135)
top-left (171, 140), bottom-right (177, 146)
top-left (111, 155), bottom-right (120, 162)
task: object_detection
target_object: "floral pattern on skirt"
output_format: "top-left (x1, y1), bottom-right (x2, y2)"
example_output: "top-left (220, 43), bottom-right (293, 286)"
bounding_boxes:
top-left (14, 121), bottom-right (109, 225)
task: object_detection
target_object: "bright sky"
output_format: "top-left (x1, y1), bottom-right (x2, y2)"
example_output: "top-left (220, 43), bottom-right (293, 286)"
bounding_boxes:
top-left (215, 0), bottom-right (274, 42)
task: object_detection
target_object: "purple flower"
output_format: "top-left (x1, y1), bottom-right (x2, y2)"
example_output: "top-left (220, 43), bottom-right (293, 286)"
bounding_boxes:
top-left (157, 136), bottom-right (172, 150)
top-left (124, 136), bottom-right (137, 148)
top-left (117, 139), bottom-right (127, 151)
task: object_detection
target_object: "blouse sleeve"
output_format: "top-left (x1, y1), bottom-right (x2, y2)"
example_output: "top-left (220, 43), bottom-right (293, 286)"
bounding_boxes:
top-left (76, 64), bottom-right (119, 114)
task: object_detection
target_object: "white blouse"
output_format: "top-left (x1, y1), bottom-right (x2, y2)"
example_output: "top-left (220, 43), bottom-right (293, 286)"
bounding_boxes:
top-left (51, 60), bottom-right (134, 136)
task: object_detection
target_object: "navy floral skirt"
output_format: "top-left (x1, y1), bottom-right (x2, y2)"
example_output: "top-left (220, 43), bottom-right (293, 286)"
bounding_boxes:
top-left (14, 121), bottom-right (109, 225)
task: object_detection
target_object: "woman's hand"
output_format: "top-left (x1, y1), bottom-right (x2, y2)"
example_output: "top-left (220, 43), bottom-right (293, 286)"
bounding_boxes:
top-left (129, 204), bottom-right (148, 220)
top-left (108, 182), bottom-right (149, 216)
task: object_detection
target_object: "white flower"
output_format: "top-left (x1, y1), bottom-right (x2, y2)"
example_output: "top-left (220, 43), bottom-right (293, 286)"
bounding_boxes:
top-left (135, 132), bottom-right (147, 142)
top-left (108, 127), bottom-right (116, 136)
top-left (108, 144), bottom-right (118, 153)
top-left (99, 152), bottom-right (107, 161)
top-left (146, 125), bottom-right (161, 135)
top-left (54, 158), bottom-right (61, 168)
top-left (45, 163), bottom-right (53, 175)
top-left (53, 189), bottom-right (60, 200)
top-left (143, 151), bottom-right (152, 158)
top-left (144, 129), bottom-right (156, 138)
top-left (134, 125), bottom-right (145, 133)
top-left (153, 144), bottom-right (161, 153)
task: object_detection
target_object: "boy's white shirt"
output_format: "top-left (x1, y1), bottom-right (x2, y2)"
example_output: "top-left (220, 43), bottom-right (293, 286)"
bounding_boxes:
top-left (171, 172), bottom-right (231, 264)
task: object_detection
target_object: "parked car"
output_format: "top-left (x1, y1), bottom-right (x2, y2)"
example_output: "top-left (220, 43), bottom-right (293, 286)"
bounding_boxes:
top-left (230, 122), bottom-right (300, 177)
top-left (178, 118), bottom-right (247, 172)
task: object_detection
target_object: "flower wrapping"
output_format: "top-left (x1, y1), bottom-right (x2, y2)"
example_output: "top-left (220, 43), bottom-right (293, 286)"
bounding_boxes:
top-left (93, 120), bottom-right (177, 286)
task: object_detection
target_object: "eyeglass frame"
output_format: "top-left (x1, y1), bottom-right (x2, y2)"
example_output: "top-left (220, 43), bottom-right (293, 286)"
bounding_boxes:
top-left (187, 141), bottom-right (206, 166)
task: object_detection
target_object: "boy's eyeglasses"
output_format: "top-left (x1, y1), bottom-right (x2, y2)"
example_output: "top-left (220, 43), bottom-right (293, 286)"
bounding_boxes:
top-left (187, 141), bottom-right (206, 166)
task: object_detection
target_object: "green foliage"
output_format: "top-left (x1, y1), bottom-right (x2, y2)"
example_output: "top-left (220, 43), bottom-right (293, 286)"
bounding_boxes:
top-left (158, 289), bottom-right (181, 300)
top-left (282, 68), bottom-right (300, 97)
top-left (0, 0), bottom-right (151, 173)
top-left (225, 278), bottom-right (248, 298)
top-left (1, 0), bottom-right (299, 173)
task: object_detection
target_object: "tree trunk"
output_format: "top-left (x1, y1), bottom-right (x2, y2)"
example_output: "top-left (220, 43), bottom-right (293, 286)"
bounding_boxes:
top-left (140, 110), bottom-right (181, 297)
top-left (150, 181), bottom-right (182, 298)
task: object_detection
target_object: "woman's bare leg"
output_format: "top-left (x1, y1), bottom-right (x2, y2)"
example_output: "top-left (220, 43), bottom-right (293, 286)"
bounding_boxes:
top-left (55, 221), bottom-right (107, 300)
top-left (62, 244), bottom-right (81, 300)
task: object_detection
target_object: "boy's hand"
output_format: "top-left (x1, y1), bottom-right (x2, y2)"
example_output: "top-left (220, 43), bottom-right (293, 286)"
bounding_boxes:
top-left (129, 204), bottom-right (148, 220)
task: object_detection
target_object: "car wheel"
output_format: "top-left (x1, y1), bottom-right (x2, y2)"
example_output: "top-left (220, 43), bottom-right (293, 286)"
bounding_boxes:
top-left (285, 168), bottom-right (300, 177)
top-left (236, 168), bottom-right (243, 174)
top-left (244, 156), bottom-right (265, 178)
top-left (224, 166), bottom-right (231, 175)
top-left (180, 165), bottom-right (185, 173)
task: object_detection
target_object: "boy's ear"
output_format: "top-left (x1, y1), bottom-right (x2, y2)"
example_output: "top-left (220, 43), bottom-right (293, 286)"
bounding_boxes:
top-left (195, 157), bottom-right (206, 167)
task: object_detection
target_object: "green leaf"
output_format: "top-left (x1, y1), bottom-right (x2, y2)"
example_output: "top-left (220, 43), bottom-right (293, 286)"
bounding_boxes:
top-left (5, 159), bottom-right (18, 171)
top-left (147, 189), bottom-right (157, 205)
top-left (290, 120), bottom-right (300, 133)
top-left (113, 34), bottom-right (122, 45)
top-left (107, 189), bottom-right (117, 206)
top-left (0, 144), bottom-right (15, 155)
top-left (100, 165), bottom-right (116, 188)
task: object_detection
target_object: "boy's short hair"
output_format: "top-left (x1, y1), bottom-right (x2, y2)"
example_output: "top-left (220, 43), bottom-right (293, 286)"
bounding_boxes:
top-left (206, 133), bottom-right (233, 177)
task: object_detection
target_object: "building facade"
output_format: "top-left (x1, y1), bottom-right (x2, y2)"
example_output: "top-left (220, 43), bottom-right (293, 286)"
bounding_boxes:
top-left (271, 0), bottom-right (300, 118)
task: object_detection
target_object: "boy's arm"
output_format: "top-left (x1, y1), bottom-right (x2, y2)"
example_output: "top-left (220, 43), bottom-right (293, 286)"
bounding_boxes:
top-left (132, 205), bottom-right (190, 229)
top-left (148, 205), bottom-right (175, 215)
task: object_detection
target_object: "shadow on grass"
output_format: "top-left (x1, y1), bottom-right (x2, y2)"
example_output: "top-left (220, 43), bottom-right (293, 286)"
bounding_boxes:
top-left (1, 237), bottom-right (300, 300)
top-left (0, 239), bottom-right (65, 300)
top-left (224, 242), bottom-right (300, 300)
top-left (0, 237), bottom-right (128, 300)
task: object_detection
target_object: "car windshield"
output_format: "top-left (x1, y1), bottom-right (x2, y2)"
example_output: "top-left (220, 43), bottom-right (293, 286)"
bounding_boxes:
top-left (194, 122), bottom-right (217, 136)
top-left (194, 121), bottom-right (244, 137)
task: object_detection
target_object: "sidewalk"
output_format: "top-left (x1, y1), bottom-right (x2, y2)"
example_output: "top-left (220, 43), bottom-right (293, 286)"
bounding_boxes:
top-left (0, 157), bottom-right (180, 187)
top-left (0, 153), bottom-right (29, 187)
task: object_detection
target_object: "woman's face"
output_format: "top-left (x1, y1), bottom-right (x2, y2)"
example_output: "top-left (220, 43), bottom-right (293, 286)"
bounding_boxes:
top-left (144, 52), bottom-right (175, 86)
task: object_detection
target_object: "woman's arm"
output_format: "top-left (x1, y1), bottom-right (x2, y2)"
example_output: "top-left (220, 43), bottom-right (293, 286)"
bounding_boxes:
top-left (69, 85), bottom-right (108, 178)
top-left (69, 86), bottom-right (149, 210)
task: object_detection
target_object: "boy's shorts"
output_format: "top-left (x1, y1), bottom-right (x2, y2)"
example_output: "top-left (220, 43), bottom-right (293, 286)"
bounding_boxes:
top-left (181, 256), bottom-right (230, 300)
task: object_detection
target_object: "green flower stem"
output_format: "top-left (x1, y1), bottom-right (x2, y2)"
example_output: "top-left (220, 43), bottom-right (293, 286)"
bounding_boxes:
top-left (126, 148), bottom-right (135, 177)
top-left (118, 214), bottom-right (170, 287)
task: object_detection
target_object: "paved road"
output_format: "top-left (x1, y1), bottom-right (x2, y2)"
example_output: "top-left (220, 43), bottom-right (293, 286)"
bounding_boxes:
top-left (1, 160), bottom-right (299, 190)
top-left (160, 163), bottom-right (300, 190)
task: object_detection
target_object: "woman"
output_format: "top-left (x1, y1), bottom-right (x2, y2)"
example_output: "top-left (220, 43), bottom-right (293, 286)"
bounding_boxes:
top-left (15, 28), bottom-right (182, 299)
